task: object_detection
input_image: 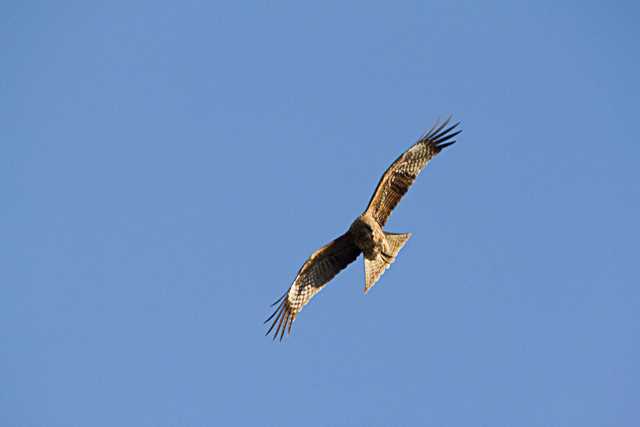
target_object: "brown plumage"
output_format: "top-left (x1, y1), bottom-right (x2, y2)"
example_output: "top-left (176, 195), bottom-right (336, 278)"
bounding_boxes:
top-left (265, 117), bottom-right (461, 340)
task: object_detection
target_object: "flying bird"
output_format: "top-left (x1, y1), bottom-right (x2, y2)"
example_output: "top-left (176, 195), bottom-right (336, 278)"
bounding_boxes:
top-left (265, 117), bottom-right (461, 340)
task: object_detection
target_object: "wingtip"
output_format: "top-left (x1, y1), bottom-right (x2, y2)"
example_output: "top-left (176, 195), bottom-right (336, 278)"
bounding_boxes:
top-left (437, 140), bottom-right (456, 151)
top-left (422, 116), bottom-right (462, 144)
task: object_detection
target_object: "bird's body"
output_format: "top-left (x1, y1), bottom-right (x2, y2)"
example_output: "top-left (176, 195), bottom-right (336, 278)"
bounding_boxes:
top-left (349, 213), bottom-right (385, 261)
top-left (265, 117), bottom-right (461, 340)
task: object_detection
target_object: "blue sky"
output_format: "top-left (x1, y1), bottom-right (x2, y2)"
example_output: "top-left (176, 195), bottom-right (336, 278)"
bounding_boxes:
top-left (2, 1), bottom-right (639, 426)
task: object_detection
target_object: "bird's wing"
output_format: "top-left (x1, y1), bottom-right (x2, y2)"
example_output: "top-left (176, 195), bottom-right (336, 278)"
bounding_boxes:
top-left (265, 232), bottom-right (361, 340)
top-left (364, 117), bottom-right (461, 227)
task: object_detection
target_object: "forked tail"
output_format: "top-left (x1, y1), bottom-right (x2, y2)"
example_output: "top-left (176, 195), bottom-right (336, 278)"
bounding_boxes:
top-left (364, 232), bottom-right (411, 293)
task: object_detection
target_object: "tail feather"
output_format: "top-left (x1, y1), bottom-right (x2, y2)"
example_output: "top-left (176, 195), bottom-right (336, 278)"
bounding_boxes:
top-left (364, 232), bottom-right (411, 293)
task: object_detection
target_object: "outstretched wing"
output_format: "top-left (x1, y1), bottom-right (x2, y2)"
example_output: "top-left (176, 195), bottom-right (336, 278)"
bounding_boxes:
top-left (265, 232), bottom-right (361, 341)
top-left (365, 117), bottom-right (461, 227)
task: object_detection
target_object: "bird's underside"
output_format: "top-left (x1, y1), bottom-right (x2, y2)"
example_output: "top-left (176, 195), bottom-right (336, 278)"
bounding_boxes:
top-left (265, 117), bottom-right (461, 340)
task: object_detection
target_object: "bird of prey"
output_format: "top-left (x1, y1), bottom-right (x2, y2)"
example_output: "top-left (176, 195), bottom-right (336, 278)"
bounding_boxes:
top-left (265, 117), bottom-right (461, 340)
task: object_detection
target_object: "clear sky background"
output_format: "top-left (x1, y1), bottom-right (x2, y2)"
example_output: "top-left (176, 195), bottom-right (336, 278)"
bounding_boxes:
top-left (2, 1), bottom-right (639, 426)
